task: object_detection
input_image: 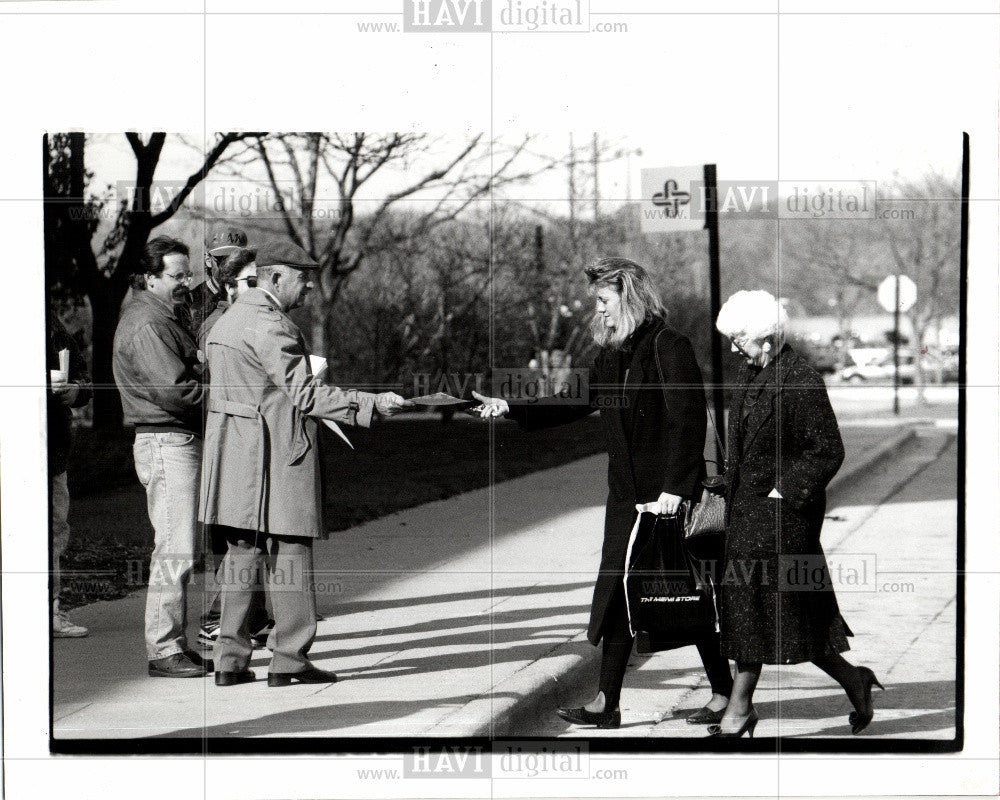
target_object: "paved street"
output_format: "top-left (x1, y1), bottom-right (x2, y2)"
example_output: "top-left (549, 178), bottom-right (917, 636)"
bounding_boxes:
top-left (52, 410), bottom-right (958, 741)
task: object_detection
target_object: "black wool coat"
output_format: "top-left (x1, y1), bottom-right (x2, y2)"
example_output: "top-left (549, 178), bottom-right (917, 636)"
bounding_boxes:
top-left (719, 344), bottom-right (852, 664)
top-left (510, 318), bottom-right (707, 645)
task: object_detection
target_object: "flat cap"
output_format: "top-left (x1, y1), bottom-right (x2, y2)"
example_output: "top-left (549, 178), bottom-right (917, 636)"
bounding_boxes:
top-left (256, 240), bottom-right (321, 270)
top-left (208, 225), bottom-right (249, 257)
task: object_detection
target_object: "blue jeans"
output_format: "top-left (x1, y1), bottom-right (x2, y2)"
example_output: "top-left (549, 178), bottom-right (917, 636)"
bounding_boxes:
top-left (133, 431), bottom-right (202, 660)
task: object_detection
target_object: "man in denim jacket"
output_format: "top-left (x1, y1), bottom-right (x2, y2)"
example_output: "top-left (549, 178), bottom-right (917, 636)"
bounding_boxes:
top-left (112, 236), bottom-right (210, 678)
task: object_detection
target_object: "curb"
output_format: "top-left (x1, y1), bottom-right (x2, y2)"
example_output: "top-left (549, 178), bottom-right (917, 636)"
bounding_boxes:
top-left (427, 633), bottom-right (599, 738)
top-left (465, 423), bottom-right (921, 737)
top-left (826, 423), bottom-right (919, 501)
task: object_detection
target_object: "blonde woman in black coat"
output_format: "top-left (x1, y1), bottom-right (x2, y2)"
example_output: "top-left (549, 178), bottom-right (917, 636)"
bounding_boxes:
top-left (710, 290), bottom-right (883, 738)
top-left (473, 258), bottom-right (733, 729)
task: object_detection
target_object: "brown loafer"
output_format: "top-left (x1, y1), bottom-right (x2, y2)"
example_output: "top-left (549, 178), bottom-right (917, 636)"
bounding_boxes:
top-left (148, 653), bottom-right (208, 678)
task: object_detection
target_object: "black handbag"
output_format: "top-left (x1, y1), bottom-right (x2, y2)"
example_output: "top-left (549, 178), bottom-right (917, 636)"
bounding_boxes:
top-left (684, 403), bottom-right (728, 541)
top-left (685, 473), bottom-right (727, 541)
top-left (623, 511), bottom-right (716, 651)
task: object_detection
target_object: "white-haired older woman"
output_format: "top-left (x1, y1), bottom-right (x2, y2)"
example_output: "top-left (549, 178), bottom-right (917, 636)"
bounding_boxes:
top-left (709, 290), bottom-right (883, 738)
top-left (472, 257), bottom-right (733, 729)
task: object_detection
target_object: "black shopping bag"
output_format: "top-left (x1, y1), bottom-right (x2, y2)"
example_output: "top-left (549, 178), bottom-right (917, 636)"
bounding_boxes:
top-left (623, 509), bottom-right (716, 652)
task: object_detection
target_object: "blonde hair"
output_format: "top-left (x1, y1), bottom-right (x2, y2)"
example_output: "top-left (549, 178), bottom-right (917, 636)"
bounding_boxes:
top-left (716, 290), bottom-right (788, 347)
top-left (585, 257), bottom-right (666, 349)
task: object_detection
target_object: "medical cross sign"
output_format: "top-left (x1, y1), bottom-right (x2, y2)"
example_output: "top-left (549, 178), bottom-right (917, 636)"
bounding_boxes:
top-left (652, 179), bottom-right (690, 217)
top-left (640, 166), bottom-right (705, 232)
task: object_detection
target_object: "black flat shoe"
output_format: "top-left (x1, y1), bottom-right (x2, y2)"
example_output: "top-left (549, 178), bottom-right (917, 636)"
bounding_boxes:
top-left (686, 705), bottom-right (726, 725)
top-left (848, 666), bottom-right (885, 734)
top-left (148, 653), bottom-right (208, 678)
top-left (267, 666), bottom-right (339, 687)
top-left (555, 706), bottom-right (621, 729)
top-left (215, 670), bottom-right (255, 686)
top-left (707, 707), bottom-right (759, 738)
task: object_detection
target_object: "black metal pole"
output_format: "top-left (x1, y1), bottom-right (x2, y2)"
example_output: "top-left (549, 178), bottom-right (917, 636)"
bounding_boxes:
top-left (704, 164), bottom-right (725, 467)
top-left (893, 275), bottom-right (900, 415)
top-left (955, 132), bottom-right (969, 740)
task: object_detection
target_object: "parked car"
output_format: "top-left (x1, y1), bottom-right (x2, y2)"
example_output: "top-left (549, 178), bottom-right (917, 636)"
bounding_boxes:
top-left (839, 350), bottom-right (916, 384)
top-left (789, 336), bottom-right (839, 374)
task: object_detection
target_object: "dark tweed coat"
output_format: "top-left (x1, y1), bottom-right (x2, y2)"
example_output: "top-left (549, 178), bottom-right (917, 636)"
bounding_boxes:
top-left (719, 344), bottom-right (852, 664)
top-left (510, 318), bottom-right (707, 645)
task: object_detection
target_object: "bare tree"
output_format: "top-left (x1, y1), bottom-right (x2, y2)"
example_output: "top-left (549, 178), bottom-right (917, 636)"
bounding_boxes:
top-left (219, 133), bottom-right (548, 358)
top-left (43, 132), bottom-right (259, 428)
top-left (881, 173), bottom-right (961, 393)
top-left (779, 172), bottom-right (961, 397)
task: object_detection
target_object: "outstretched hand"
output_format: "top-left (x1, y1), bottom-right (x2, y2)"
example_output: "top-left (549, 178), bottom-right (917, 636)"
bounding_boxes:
top-left (471, 390), bottom-right (509, 419)
top-left (375, 392), bottom-right (414, 418)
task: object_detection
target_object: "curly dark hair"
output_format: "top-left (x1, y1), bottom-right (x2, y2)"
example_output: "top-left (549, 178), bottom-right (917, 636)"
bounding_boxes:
top-left (133, 236), bottom-right (190, 290)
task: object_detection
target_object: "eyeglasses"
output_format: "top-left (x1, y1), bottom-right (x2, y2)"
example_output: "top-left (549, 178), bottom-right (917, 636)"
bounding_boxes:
top-left (163, 272), bottom-right (194, 285)
top-left (235, 276), bottom-right (257, 287)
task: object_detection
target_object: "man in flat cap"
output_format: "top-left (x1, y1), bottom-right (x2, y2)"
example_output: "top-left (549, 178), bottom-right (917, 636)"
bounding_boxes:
top-left (189, 225), bottom-right (248, 334)
top-left (200, 240), bottom-right (411, 687)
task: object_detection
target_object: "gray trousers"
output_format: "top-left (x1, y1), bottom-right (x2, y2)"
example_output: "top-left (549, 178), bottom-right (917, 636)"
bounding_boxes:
top-left (214, 526), bottom-right (317, 674)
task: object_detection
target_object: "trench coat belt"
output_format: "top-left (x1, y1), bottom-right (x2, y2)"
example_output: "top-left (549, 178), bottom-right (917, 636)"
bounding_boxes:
top-left (207, 398), bottom-right (268, 541)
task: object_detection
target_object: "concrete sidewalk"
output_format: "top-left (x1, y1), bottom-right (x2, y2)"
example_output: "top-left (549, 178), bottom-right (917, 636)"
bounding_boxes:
top-left (52, 419), bottom-right (947, 740)
top-left (527, 425), bottom-right (957, 740)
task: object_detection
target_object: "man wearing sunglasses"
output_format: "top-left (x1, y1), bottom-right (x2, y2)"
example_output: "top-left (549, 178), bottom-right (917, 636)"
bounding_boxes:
top-left (189, 225), bottom-right (248, 334)
top-left (196, 247), bottom-right (259, 352)
top-left (112, 236), bottom-right (210, 678)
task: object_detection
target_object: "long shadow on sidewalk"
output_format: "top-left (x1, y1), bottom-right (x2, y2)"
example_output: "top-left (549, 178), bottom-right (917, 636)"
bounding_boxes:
top-left (147, 693), bottom-right (523, 738)
top-left (772, 677), bottom-right (956, 738)
top-left (318, 581), bottom-right (594, 620)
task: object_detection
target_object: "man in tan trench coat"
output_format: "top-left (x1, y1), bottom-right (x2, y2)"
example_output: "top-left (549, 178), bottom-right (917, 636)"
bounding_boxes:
top-left (200, 240), bottom-right (409, 687)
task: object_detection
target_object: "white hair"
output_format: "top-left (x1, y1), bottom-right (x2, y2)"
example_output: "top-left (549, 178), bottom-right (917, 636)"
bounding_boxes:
top-left (716, 290), bottom-right (788, 343)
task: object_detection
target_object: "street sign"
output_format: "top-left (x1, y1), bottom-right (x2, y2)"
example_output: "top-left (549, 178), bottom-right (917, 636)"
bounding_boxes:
top-left (639, 166), bottom-right (704, 233)
top-left (877, 274), bottom-right (917, 313)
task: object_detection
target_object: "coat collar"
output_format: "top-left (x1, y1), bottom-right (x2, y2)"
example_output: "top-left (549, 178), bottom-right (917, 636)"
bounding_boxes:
top-left (598, 316), bottom-right (666, 460)
top-left (238, 287), bottom-right (284, 312)
top-left (736, 344), bottom-right (799, 458)
top-left (621, 317), bottom-right (655, 354)
top-left (133, 289), bottom-right (186, 323)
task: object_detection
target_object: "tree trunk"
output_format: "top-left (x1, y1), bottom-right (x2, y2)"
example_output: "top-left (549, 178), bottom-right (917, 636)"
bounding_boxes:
top-left (308, 288), bottom-right (328, 360)
top-left (912, 315), bottom-right (928, 406)
top-left (311, 314), bottom-right (328, 361)
top-left (88, 279), bottom-right (129, 430)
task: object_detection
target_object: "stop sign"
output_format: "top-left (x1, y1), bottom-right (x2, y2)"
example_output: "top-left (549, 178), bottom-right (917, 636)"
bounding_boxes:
top-left (878, 275), bottom-right (917, 313)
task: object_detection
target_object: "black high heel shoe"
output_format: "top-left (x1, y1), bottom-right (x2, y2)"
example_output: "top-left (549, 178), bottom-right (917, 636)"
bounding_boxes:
top-left (686, 705), bottom-right (726, 725)
top-left (555, 705), bottom-right (622, 729)
top-left (848, 666), bottom-right (885, 734)
top-left (707, 707), bottom-right (759, 738)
